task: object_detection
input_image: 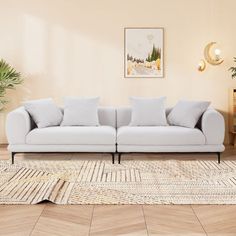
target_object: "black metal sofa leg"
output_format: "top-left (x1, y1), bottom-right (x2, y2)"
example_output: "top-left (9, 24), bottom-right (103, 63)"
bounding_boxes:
top-left (118, 153), bottom-right (121, 164)
top-left (111, 153), bottom-right (115, 164)
top-left (217, 152), bottom-right (221, 164)
top-left (11, 152), bottom-right (16, 164)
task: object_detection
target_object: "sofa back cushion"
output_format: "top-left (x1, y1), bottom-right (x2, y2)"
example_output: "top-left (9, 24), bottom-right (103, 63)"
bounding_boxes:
top-left (97, 107), bottom-right (116, 128)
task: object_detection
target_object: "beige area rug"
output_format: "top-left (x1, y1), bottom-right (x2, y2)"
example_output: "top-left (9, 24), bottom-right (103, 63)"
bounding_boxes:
top-left (0, 159), bottom-right (236, 204)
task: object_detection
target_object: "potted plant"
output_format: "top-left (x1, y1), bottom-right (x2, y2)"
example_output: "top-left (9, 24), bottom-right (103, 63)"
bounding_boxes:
top-left (229, 57), bottom-right (236, 79)
top-left (0, 59), bottom-right (23, 110)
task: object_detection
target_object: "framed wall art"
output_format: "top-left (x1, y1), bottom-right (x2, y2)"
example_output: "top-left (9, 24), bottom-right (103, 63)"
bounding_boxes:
top-left (124, 27), bottom-right (164, 78)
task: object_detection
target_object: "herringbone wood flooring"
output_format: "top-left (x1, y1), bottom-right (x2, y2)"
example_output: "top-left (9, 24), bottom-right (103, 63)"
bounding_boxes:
top-left (0, 145), bottom-right (236, 236)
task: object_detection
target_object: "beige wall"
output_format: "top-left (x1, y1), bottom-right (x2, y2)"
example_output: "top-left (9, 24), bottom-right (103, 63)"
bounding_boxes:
top-left (0, 0), bottom-right (236, 143)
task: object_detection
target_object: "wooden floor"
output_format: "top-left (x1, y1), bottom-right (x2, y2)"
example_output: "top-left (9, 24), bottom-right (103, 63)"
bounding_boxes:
top-left (0, 145), bottom-right (236, 236)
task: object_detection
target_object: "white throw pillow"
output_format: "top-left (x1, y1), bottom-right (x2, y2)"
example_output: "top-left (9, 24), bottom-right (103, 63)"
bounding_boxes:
top-left (129, 97), bottom-right (167, 126)
top-left (167, 100), bottom-right (210, 128)
top-left (61, 97), bottom-right (100, 126)
top-left (24, 98), bottom-right (63, 128)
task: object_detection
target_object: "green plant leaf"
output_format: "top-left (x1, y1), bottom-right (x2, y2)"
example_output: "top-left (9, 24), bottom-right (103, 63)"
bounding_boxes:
top-left (0, 59), bottom-right (24, 108)
top-left (229, 58), bottom-right (236, 79)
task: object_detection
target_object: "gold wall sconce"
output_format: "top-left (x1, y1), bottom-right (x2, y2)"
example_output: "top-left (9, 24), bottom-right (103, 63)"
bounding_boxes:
top-left (204, 42), bottom-right (224, 65)
top-left (198, 42), bottom-right (223, 71)
top-left (198, 59), bottom-right (206, 72)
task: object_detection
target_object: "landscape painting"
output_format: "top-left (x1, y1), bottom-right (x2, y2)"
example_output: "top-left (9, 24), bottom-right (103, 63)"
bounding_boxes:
top-left (125, 28), bottom-right (164, 78)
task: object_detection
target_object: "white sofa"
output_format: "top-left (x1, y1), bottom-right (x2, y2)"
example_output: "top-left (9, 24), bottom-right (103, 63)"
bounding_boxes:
top-left (116, 107), bottom-right (225, 163)
top-left (6, 106), bottom-right (225, 164)
top-left (6, 107), bottom-right (117, 164)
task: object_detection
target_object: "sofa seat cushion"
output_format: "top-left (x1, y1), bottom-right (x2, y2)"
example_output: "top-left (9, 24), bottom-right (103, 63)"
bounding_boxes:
top-left (117, 126), bottom-right (205, 145)
top-left (26, 126), bottom-right (116, 145)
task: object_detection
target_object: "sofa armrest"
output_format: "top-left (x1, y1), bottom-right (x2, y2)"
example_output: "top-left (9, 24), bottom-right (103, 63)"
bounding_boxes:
top-left (6, 107), bottom-right (33, 144)
top-left (201, 108), bottom-right (225, 145)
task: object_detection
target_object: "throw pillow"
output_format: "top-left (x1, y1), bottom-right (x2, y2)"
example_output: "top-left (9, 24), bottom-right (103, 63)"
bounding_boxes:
top-left (23, 98), bottom-right (63, 128)
top-left (129, 96), bottom-right (167, 126)
top-left (167, 100), bottom-right (210, 128)
top-left (61, 97), bottom-right (100, 126)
